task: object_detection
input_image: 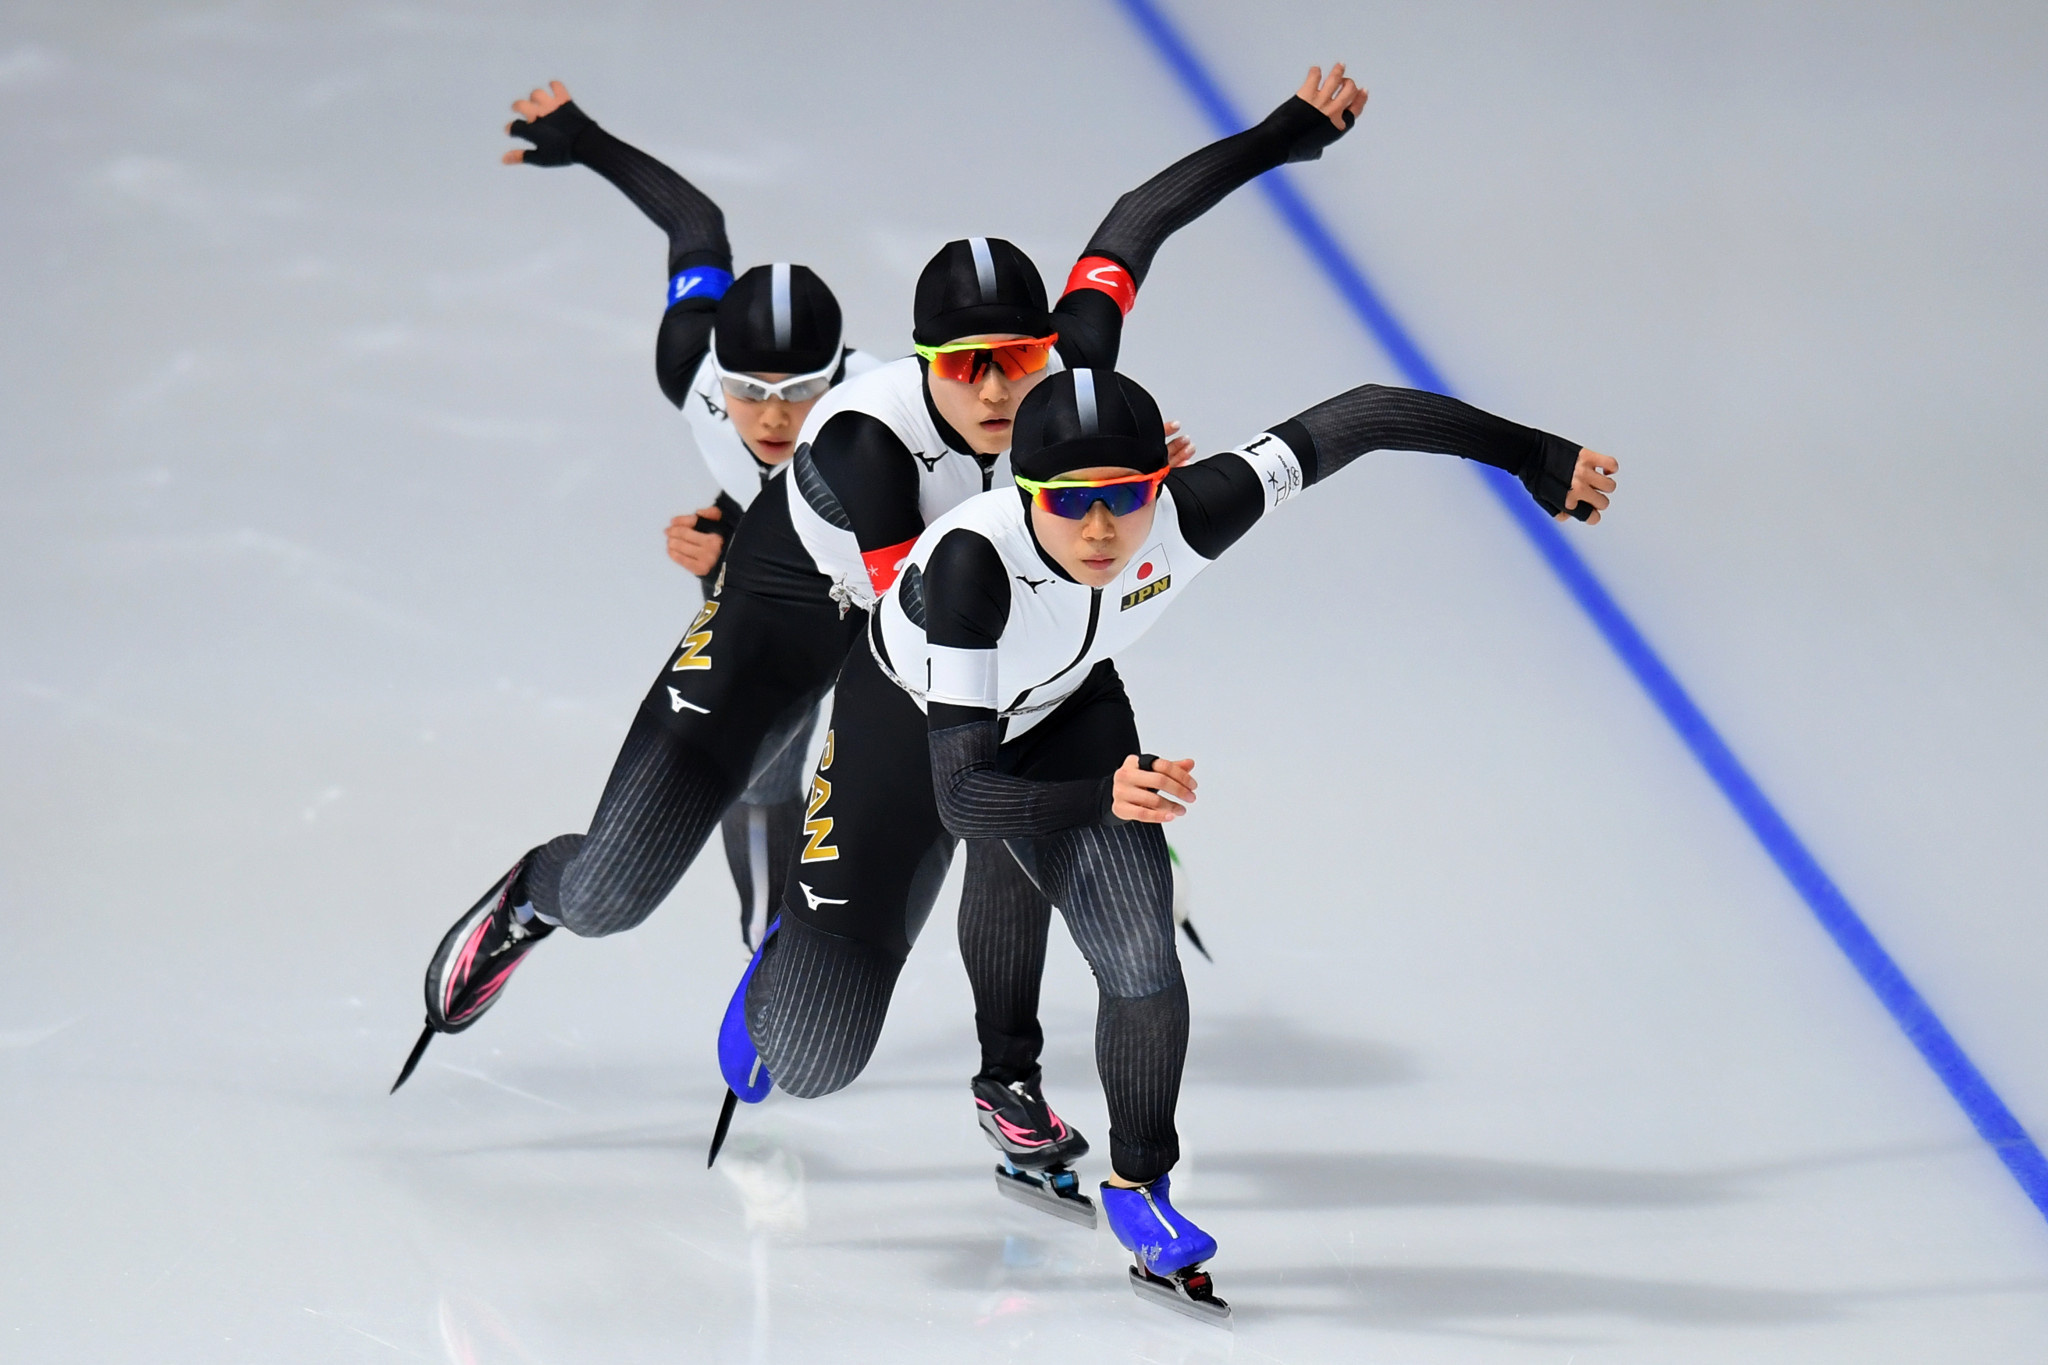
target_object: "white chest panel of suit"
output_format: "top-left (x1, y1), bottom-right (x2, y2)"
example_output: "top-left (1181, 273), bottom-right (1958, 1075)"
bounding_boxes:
top-left (783, 356), bottom-right (1030, 610)
top-left (680, 348), bottom-right (885, 509)
top-left (875, 435), bottom-right (1304, 739)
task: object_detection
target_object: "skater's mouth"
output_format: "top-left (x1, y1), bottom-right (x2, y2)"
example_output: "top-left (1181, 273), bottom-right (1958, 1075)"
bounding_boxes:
top-left (980, 418), bottom-right (1012, 432)
top-left (1081, 555), bottom-right (1117, 572)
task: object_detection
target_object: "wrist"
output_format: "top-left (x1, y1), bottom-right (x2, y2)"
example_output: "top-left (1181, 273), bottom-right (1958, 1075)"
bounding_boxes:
top-left (1521, 434), bottom-right (1581, 516)
top-left (1269, 92), bottom-right (1351, 164)
top-left (554, 102), bottom-right (601, 161)
top-left (1097, 775), bottom-right (1123, 825)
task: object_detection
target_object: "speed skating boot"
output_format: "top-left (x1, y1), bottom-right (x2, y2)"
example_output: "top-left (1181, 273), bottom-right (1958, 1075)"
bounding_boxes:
top-left (975, 1072), bottom-right (1096, 1228)
top-left (1100, 1173), bottom-right (1230, 1325)
top-left (390, 850), bottom-right (553, 1093)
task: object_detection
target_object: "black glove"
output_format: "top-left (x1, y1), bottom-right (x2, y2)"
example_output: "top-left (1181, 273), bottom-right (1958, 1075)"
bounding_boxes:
top-left (509, 100), bottom-right (596, 168)
top-left (1521, 435), bottom-right (1596, 520)
top-left (1269, 94), bottom-right (1358, 164)
top-left (706, 492), bottom-right (745, 542)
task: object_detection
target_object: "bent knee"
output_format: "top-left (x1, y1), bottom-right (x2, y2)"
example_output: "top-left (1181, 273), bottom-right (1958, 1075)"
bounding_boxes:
top-left (748, 916), bottom-right (903, 1098)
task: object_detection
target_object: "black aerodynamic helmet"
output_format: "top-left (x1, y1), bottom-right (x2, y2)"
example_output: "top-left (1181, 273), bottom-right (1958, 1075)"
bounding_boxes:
top-left (1010, 368), bottom-right (1167, 481)
top-left (714, 262), bottom-right (842, 374)
top-left (911, 236), bottom-right (1051, 346)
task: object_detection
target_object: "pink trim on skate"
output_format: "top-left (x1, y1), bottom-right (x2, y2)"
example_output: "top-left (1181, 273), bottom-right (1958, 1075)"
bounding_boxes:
top-left (449, 961), bottom-right (519, 1023)
top-left (444, 916), bottom-right (493, 1013)
top-left (991, 1112), bottom-right (1053, 1149)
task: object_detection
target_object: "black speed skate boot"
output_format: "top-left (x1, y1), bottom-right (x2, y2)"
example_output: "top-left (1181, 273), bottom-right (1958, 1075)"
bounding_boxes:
top-left (975, 1073), bottom-right (1097, 1228)
top-left (389, 851), bottom-right (554, 1093)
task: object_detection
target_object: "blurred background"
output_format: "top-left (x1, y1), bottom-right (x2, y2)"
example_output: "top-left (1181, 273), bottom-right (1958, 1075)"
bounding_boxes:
top-left (2, 1), bottom-right (2045, 1360)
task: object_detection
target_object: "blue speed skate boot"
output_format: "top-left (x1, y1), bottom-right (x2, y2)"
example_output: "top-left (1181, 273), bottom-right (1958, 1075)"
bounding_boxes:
top-left (708, 917), bottom-right (778, 1167)
top-left (1100, 1174), bottom-right (1230, 1325)
top-left (975, 1072), bottom-right (1096, 1228)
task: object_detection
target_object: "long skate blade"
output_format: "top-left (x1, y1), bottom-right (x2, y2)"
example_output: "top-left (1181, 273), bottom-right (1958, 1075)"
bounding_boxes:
top-left (992, 1165), bottom-right (1098, 1229)
top-left (1179, 918), bottom-right (1213, 963)
top-left (1129, 1266), bottom-right (1232, 1326)
top-left (389, 1022), bottom-right (436, 1094)
top-left (707, 1088), bottom-right (739, 1168)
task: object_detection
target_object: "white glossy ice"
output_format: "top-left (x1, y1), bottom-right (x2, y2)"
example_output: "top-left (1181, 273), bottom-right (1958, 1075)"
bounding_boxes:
top-left (4, 1), bottom-right (2047, 1360)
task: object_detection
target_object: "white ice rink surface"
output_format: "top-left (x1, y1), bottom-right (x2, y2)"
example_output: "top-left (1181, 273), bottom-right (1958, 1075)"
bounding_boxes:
top-left (6, 1), bottom-right (2048, 1360)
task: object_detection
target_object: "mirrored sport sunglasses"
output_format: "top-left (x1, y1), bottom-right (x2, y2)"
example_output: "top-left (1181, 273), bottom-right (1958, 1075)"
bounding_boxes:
top-left (716, 355), bottom-right (840, 405)
top-left (1012, 467), bottom-right (1170, 519)
top-left (911, 334), bottom-right (1059, 384)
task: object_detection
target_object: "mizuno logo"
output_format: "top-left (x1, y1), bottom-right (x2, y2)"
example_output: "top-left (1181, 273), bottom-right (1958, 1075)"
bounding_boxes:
top-left (699, 389), bottom-right (726, 421)
top-left (667, 687), bottom-right (709, 714)
top-left (910, 450), bottom-right (947, 473)
top-left (1015, 574), bottom-right (1050, 593)
top-left (671, 601), bottom-right (719, 671)
top-left (798, 882), bottom-right (847, 911)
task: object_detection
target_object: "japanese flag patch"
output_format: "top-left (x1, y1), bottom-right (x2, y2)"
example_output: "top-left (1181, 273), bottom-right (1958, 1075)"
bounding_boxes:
top-left (1120, 545), bottom-right (1171, 611)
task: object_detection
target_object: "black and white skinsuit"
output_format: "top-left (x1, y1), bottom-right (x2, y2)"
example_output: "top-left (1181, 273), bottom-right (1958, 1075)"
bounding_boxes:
top-left (748, 370), bottom-right (1590, 1185)
top-left (516, 94), bottom-right (1363, 959)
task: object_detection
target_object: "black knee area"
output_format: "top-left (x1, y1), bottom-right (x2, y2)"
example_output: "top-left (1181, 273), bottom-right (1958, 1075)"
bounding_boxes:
top-left (747, 914), bottom-right (903, 1099)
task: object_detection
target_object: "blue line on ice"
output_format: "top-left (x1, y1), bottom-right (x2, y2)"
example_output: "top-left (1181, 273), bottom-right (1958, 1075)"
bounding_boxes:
top-left (1113, 0), bottom-right (2048, 1223)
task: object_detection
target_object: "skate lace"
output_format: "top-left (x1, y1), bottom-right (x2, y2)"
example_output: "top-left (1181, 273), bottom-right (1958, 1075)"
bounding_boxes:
top-left (1005, 1080), bottom-right (1051, 1123)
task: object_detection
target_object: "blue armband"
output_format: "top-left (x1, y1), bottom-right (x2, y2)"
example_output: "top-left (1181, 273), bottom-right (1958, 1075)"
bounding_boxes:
top-left (669, 266), bottom-right (733, 307)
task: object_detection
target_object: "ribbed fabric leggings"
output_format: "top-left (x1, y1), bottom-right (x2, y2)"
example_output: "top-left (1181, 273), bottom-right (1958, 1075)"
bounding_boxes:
top-left (747, 648), bottom-right (1188, 1183)
top-left (522, 584), bottom-right (863, 940)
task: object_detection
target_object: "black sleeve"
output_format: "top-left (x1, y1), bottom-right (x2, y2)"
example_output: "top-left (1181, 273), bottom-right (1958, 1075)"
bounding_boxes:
top-left (798, 412), bottom-right (926, 555)
top-left (1052, 93), bottom-right (1354, 371)
top-left (1283, 385), bottom-right (1584, 514)
top-left (1163, 386), bottom-right (1584, 560)
top-left (1049, 285), bottom-right (1129, 372)
top-left (571, 117), bottom-right (731, 405)
top-left (1082, 93), bottom-right (1347, 286)
top-left (1163, 453), bottom-right (1273, 560)
top-left (929, 722), bottom-right (1116, 838)
top-left (655, 307), bottom-right (718, 408)
top-left (923, 528), bottom-right (1012, 652)
top-left (538, 105), bottom-right (733, 276)
top-left (513, 101), bottom-right (733, 407)
top-left (920, 534), bottom-right (1113, 836)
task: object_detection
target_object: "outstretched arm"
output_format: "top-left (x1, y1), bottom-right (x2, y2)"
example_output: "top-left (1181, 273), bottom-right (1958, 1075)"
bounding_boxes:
top-left (1166, 384), bottom-right (1617, 560)
top-left (1054, 64), bottom-right (1369, 369)
top-left (503, 81), bottom-right (733, 405)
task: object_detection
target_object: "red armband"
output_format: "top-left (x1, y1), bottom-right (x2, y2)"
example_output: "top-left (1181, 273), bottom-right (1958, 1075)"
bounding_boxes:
top-left (862, 538), bottom-right (919, 595)
top-left (1064, 255), bottom-right (1136, 316)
